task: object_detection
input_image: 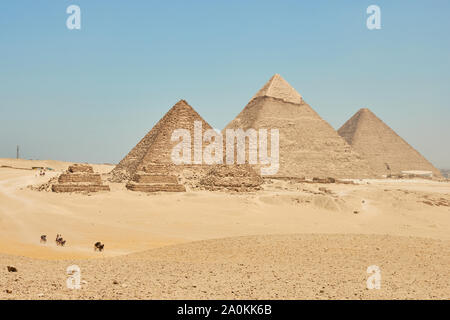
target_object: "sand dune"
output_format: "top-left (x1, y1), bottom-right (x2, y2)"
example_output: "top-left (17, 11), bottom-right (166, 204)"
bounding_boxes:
top-left (1, 158), bottom-right (449, 299)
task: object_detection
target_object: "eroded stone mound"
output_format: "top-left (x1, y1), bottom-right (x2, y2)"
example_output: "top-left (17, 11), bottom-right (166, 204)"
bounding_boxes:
top-left (52, 164), bottom-right (110, 193)
top-left (200, 164), bottom-right (263, 192)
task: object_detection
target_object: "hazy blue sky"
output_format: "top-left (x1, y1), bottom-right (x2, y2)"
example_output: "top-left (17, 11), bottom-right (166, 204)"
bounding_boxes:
top-left (1, 1), bottom-right (449, 168)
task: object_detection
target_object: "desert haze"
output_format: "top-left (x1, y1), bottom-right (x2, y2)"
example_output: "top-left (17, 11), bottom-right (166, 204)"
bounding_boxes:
top-left (0, 158), bottom-right (449, 299)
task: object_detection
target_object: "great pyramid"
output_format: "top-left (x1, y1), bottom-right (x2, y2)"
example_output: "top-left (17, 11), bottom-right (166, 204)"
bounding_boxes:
top-left (338, 108), bottom-right (442, 178)
top-left (224, 74), bottom-right (375, 179)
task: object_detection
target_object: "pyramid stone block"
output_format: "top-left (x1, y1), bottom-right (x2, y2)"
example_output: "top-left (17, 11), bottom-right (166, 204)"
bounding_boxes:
top-left (125, 183), bottom-right (186, 193)
top-left (132, 174), bottom-right (179, 184)
top-left (68, 164), bottom-right (94, 173)
top-left (52, 184), bottom-right (110, 193)
top-left (58, 173), bottom-right (102, 184)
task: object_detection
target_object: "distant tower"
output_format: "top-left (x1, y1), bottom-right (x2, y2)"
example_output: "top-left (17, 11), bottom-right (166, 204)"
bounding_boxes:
top-left (16, 145), bottom-right (19, 159)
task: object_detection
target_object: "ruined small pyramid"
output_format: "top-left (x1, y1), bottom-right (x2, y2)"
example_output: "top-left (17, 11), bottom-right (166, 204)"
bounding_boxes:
top-left (52, 164), bottom-right (110, 193)
top-left (225, 74), bottom-right (375, 179)
top-left (338, 108), bottom-right (442, 178)
top-left (111, 99), bottom-right (214, 182)
top-left (200, 164), bottom-right (263, 192)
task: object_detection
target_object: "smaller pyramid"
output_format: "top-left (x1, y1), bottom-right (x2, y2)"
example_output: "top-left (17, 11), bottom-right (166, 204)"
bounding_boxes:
top-left (338, 108), bottom-right (442, 178)
top-left (52, 164), bottom-right (110, 193)
top-left (111, 100), bottom-right (213, 183)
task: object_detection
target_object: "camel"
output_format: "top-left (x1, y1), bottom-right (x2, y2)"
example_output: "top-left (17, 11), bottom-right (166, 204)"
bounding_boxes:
top-left (7, 266), bottom-right (17, 272)
top-left (94, 242), bottom-right (104, 252)
top-left (56, 234), bottom-right (66, 246)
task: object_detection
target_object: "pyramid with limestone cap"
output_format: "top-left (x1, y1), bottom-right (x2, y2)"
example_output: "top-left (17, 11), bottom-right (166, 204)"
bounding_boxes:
top-left (338, 108), bottom-right (442, 178)
top-left (224, 74), bottom-right (375, 179)
top-left (251, 74), bottom-right (303, 104)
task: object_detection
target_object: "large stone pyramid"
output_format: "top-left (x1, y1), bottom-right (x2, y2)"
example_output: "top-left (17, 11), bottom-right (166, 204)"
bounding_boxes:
top-left (224, 74), bottom-right (375, 179)
top-left (111, 99), bottom-right (213, 183)
top-left (338, 108), bottom-right (441, 178)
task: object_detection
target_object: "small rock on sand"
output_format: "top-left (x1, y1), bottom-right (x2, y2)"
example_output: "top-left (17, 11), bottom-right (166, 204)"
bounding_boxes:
top-left (7, 266), bottom-right (17, 272)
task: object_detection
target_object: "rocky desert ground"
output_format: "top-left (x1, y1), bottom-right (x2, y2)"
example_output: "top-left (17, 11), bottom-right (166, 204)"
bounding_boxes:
top-left (1, 158), bottom-right (449, 299)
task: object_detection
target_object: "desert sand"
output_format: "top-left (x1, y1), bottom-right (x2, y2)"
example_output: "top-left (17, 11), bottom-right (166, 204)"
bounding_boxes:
top-left (1, 158), bottom-right (449, 299)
